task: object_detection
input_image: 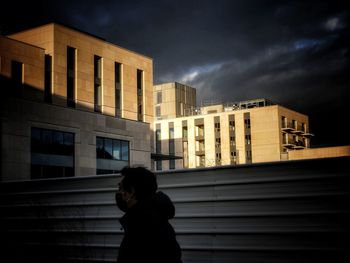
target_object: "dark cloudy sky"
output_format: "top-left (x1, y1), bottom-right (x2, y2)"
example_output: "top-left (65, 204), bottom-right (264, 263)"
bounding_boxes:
top-left (1, 0), bottom-right (349, 147)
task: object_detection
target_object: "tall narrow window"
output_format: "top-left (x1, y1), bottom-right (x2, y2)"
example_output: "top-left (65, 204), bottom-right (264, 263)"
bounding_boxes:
top-left (245, 135), bottom-right (251, 145)
top-left (182, 120), bottom-right (188, 168)
top-left (157, 91), bottom-right (162, 104)
top-left (229, 114), bottom-right (236, 164)
top-left (44, 55), bottom-right (52, 103)
top-left (11, 60), bottom-right (23, 82)
top-left (137, 69), bottom-right (143, 121)
top-left (169, 124), bottom-right (175, 169)
top-left (244, 113), bottom-right (252, 163)
top-left (244, 118), bottom-right (251, 129)
top-left (155, 124), bottom-right (162, 170)
top-left (11, 60), bottom-right (23, 96)
top-left (94, 55), bottom-right (102, 112)
top-left (156, 106), bottom-right (161, 118)
top-left (67, 47), bottom-right (76, 108)
top-left (115, 62), bottom-right (121, 117)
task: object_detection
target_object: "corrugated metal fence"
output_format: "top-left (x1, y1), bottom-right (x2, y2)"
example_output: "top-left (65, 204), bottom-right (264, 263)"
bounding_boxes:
top-left (1, 157), bottom-right (349, 262)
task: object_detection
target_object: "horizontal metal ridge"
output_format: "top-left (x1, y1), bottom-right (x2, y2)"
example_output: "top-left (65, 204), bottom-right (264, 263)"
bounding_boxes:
top-left (11, 241), bottom-right (345, 252)
top-left (159, 173), bottom-right (348, 189)
top-left (4, 228), bottom-right (345, 235)
top-left (180, 245), bottom-right (345, 252)
top-left (2, 210), bottom-right (348, 220)
top-left (172, 192), bottom-right (349, 203)
top-left (2, 173), bottom-right (347, 196)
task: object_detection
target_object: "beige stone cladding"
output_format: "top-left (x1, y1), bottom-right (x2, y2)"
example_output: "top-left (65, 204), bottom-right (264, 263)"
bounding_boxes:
top-left (0, 36), bottom-right (45, 93)
top-left (288, 145), bottom-right (350, 160)
top-left (8, 23), bottom-right (153, 123)
top-left (153, 104), bottom-right (311, 170)
top-left (0, 96), bottom-right (151, 181)
top-left (154, 82), bottom-right (196, 120)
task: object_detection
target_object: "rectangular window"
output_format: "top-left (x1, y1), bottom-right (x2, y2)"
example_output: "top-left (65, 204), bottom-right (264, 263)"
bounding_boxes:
top-left (169, 125), bottom-right (175, 169)
top-left (94, 55), bottom-right (102, 113)
top-left (31, 127), bottom-right (74, 179)
top-left (44, 55), bottom-right (52, 103)
top-left (137, 69), bottom-right (143, 121)
top-left (182, 126), bottom-right (188, 139)
top-left (156, 160), bottom-right (162, 171)
top-left (67, 47), bottom-right (76, 108)
top-left (246, 150), bottom-right (252, 161)
top-left (11, 60), bottom-right (23, 83)
top-left (155, 125), bottom-right (162, 171)
top-left (96, 137), bottom-right (129, 161)
top-left (169, 127), bottom-right (175, 154)
top-left (169, 159), bottom-right (175, 169)
top-left (157, 91), bottom-right (162, 104)
top-left (215, 138), bottom-right (221, 148)
top-left (214, 122), bottom-right (220, 132)
top-left (115, 62), bottom-right (121, 117)
top-left (230, 136), bottom-right (235, 146)
top-left (245, 135), bottom-right (251, 145)
top-left (301, 123), bottom-right (306, 132)
top-left (281, 116), bottom-right (287, 128)
top-left (96, 137), bottom-right (129, 174)
top-left (11, 60), bottom-right (23, 96)
top-left (244, 119), bottom-right (251, 129)
top-left (121, 141), bottom-right (129, 161)
top-left (155, 128), bottom-right (161, 154)
top-left (183, 141), bottom-right (188, 168)
top-left (156, 105), bottom-right (161, 118)
top-left (231, 151), bottom-right (237, 163)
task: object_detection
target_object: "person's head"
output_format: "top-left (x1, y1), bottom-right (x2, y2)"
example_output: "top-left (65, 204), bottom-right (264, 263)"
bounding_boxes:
top-left (115, 166), bottom-right (158, 212)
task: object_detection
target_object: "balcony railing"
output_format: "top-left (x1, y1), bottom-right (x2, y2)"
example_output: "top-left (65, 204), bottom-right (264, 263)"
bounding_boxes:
top-left (293, 140), bottom-right (306, 149)
top-left (281, 122), bottom-right (296, 131)
top-left (195, 135), bottom-right (205, 141)
top-left (195, 149), bottom-right (205, 156)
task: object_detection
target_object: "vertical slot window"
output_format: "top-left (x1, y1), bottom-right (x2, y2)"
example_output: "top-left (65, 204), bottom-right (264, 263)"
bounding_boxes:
top-left (44, 55), bottom-right (52, 103)
top-left (137, 69), bottom-right (143, 121)
top-left (11, 60), bottom-right (23, 96)
top-left (67, 47), bottom-right (76, 108)
top-left (115, 62), bottom-right (121, 117)
top-left (94, 55), bottom-right (102, 113)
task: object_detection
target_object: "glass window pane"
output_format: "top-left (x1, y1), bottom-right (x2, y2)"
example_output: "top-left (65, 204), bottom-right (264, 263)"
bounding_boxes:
top-left (104, 138), bottom-right (113, 159)
top-left (96, 137), bottom-right (104, 159)
top-left (53, 131), bottom-right (64, 145)
top-left (31, 128), bottom-right (41, 153)
top-left (31, 128), bottom-right (41, 141)
top-left (63, 133), bottom-right (74, 146)
top-left (43, 130), bottom-right (52, 145)
top-left (113, 140), bottom-right (121, 160)
top-left (63, 133), bottom-right (74, 156)
top-left (121, 141), bottom-right (129, 161)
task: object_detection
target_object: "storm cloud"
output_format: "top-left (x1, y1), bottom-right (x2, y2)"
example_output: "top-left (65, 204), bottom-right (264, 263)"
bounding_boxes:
top-left (1, 0), bottom-right (349, 146)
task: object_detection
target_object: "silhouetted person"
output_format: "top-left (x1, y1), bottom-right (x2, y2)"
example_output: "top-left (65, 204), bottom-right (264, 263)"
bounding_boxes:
top-left (115, 167), bottom-right (182, 263)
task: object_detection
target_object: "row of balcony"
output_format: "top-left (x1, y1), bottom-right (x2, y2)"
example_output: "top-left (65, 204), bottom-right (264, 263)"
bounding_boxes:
top-left (281, 122), bottom-right (313, 137)
top-left (282, 139), bottom-right (307, 149)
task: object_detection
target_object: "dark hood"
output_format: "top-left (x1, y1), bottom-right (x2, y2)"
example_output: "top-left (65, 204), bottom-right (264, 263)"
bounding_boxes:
top-left (120, 191), bottom-right (175, 230)
top-left (146, 191), bottom-right (175, 220)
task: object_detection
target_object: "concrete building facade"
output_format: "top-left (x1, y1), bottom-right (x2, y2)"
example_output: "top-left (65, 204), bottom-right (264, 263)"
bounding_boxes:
top-left (0, 23), bottom-right (153, 181)
top-left (153, 84), bottom-right (313, 171)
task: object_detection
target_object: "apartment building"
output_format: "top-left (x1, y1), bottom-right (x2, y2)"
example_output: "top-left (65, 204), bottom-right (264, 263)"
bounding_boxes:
top-left (153, 83), bottom-right (313, 170)
top-left (0, 23), bottom-right (153, 181)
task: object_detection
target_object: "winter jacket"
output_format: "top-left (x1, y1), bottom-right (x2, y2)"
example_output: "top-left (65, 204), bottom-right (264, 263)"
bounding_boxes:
top-left (117, 191), bottom-right (182, 263)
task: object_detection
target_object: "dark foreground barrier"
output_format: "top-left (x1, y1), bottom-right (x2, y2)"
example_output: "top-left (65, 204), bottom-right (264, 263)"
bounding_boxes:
top-left (1, 157), bottom-right (349, 262)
